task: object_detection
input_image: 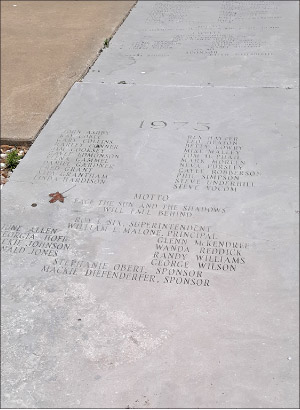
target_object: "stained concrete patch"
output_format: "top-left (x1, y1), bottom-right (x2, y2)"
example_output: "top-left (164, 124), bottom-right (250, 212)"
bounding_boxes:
top-left (2, 275), bottom-right (169, 407)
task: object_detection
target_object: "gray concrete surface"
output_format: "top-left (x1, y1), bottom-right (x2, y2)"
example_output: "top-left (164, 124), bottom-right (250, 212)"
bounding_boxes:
top-left (1, 0), bottom-right (136, 145)
top-left (1, 1), bottom-right (299, 408)
top-left (1, 82), bottom-right (299, 408)
top-left (84, 1), bottom-right (299, 87)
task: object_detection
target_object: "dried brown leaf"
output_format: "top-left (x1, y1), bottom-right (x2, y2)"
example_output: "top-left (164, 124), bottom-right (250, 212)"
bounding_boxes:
top-left (49, 192), bottom-right (65, 203)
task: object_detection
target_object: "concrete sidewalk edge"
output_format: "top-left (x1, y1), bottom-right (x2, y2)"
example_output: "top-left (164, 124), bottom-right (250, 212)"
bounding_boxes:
top-left (1, 1), bottom-right (137, 147)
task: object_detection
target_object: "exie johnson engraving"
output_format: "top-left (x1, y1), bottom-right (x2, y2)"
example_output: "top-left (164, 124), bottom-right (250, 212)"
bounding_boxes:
top-left (2, 191), bottom-right (250, 289)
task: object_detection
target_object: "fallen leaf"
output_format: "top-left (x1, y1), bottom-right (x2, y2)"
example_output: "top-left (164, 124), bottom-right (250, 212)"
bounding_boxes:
top-left (49, 192), bottom-right (65, 203)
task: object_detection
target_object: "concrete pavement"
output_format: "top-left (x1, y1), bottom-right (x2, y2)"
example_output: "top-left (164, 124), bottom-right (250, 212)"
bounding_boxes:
top-left (1, 0), bottom-right (136, 145)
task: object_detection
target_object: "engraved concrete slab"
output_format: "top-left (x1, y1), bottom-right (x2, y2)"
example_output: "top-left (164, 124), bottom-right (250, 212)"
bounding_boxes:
top-left (83, 1), bottom-right (299, 87)
top-left (1, 83), bottom-right (299, 408)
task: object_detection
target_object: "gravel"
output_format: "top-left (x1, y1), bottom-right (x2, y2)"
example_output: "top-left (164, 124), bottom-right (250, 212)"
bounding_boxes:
top-left (0, 144), bottom-right (29, 188)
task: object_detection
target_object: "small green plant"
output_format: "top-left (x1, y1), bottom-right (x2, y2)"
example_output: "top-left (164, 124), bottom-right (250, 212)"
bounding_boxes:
top-left (5, 150), bottom-right (20, 170)
top-left (103, 38), bottom-right (110, 48)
